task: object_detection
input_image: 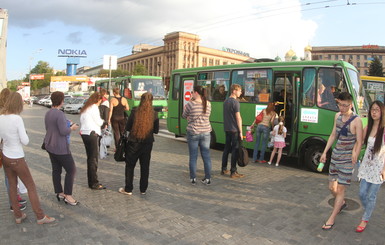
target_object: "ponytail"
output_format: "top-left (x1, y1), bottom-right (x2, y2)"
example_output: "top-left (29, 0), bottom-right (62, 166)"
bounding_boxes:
top-left (194, 85), bottom-right (207, 114)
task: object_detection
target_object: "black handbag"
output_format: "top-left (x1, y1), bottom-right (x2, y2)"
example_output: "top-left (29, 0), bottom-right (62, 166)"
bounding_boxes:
top-left (237, 141), bottom-right (249, 167)
top-left (114, 133), bottom-right (128, 162)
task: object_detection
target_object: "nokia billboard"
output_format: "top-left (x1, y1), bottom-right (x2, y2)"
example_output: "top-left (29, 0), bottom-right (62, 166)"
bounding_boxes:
top-left (58, 49), bottom-right (87, 58)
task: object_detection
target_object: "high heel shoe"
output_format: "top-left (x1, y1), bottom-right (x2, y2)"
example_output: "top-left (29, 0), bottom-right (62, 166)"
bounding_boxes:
top-left (64, 198), bottom-right (79, 206)
top-left (356, 220), bottom-right (368, 232)
top-left (56, 194), bottom-right (65, 202)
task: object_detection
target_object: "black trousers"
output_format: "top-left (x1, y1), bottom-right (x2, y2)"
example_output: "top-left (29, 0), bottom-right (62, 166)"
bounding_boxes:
top-left (81, 134), bottom-right (100, 188)
top-left (221, 131), bottom-right (240, 174)
top-left (48, 152), bottom-right (76, 195)
top-left (124, 142), bottom-right (153, 193)
top-left (111, 116), bottom-right (126, 149)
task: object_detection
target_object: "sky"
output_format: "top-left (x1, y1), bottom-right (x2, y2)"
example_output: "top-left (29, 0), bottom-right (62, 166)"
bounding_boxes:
top-left (2, 0), bottom-right (385, 81)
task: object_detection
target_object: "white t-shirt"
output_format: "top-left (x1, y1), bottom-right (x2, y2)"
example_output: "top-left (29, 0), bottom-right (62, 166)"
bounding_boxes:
top-left (0, 114), bottom-right (29, 158)
top-left (273, 124), bottom-right (287, 143)
top-left (80, 104), bottom-right (104, 135)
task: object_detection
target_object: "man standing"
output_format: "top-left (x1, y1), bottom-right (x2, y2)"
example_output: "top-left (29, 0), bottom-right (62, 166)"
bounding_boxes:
top-left (319, 92), bottom-right (362, 230)
top-left (221, 84), bottom-right (245, 178)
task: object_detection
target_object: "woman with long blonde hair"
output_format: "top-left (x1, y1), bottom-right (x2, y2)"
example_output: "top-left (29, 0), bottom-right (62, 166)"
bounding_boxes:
top-left (119, 92), bottom-right (159, 195)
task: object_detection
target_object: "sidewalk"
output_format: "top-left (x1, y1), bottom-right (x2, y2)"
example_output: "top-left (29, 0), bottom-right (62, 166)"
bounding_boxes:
top-left (0, 105), bottom-right (384, 245)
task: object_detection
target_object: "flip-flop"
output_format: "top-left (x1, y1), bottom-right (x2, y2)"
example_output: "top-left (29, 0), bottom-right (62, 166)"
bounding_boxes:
top-left (339, 203), bottom-right (347, 213)
top-left (322, 223), bottom-right (334, 230)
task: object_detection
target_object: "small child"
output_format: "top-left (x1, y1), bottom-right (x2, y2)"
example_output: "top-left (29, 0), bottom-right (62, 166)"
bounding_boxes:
top-left (268, 116), bottom-right (287, 167)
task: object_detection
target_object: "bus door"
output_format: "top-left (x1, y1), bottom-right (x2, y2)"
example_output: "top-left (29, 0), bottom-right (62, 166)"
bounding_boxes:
top-left (168, 74), bottom-right (195, 136)
top-left (272, 72), bottom-right (298, 155)
top-left (179, 77), bottom-right (195, 134)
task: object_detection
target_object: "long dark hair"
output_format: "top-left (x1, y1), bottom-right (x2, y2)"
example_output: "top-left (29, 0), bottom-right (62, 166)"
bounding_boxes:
top-left (80, 92), bottom-right (102, 114)
top-left (194, 85), bottom-right (208, 114)
top-left (364, 100), bottom-right (385, 154)
top-left (131, 92), bottom-right (154, 140)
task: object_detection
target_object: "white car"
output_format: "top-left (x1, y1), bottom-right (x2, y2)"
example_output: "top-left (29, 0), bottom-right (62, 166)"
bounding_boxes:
top-left (38, 95), bottom-right (50, 105)
top-left (64, 97), bottom-right (87, 114)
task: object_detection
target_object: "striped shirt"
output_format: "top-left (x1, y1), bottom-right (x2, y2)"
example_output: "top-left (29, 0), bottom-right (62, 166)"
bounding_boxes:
top-left (182, 100), bottom-right (212, 134)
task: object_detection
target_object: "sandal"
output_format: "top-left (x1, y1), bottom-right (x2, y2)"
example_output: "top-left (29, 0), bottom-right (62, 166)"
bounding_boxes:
top-left (92, 184), bottom-right (106, 190)
top-left (322, 223), bottom-right (334, 230)
top-left (356, 221), bottom-right (368, 233)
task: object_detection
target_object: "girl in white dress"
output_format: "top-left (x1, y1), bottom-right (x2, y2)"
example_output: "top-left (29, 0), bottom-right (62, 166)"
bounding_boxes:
top-left (356, 101), bottom-right (385, 232)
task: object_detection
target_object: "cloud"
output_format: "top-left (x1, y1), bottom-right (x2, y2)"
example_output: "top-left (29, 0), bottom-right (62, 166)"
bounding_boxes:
top-left (67, 31), bottom-right (82, 44)
top-left (3, 0), bottom-right (316, 59)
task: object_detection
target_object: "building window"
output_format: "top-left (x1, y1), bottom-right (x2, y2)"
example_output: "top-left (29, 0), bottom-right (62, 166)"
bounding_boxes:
top-left (328, 54), bottom-right (332, 59)
top-left (209, 59), bottom-right (213, 66)
top-left (364, 55), bottom-right (367, 60)
top-left (364, 62), bottom-right (368, 67)
top-left (357, 62), bottom-right (360, 67)
top-left (319, 55), bottom-right (323, 60)
top-left (342, 54), bottom-right (345, 60)
top-left (202, 57), bottom-right (207, 67)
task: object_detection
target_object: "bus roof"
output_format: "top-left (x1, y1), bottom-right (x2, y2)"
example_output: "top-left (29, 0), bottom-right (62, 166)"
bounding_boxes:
top-left (172, 60), bottom-right (357, 74)
top-left (361, 75), bottom-right (385, 82)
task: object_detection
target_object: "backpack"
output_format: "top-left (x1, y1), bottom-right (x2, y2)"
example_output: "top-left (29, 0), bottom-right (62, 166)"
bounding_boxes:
top-left (237, 141), bottom-right (249, 167)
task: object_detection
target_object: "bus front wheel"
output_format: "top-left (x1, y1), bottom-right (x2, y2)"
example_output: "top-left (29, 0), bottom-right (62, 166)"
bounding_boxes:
top-left (304, 144), bottom-right (325, 172)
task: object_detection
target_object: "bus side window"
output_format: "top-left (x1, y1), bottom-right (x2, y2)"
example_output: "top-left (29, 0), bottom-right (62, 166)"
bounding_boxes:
top-left (172, 74), bottom-right (180, 100)
top-left (317, 68), bottom-right (343, 111)
top-left (302, 68), bottom-right (316, 107)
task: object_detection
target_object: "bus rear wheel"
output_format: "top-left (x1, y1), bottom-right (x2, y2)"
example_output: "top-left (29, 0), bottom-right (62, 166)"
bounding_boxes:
top-left (304, 144), bottom-right (325, 172)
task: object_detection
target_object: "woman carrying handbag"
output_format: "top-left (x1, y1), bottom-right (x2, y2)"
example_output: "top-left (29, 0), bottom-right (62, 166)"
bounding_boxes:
top-left (251, 102), bottom-right (276, 163)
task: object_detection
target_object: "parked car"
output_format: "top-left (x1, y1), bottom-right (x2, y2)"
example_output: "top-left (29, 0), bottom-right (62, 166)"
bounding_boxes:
top-left (64, 97), bottom-right (87, 114)
top-left (38, 95), bottom-right (50, 105)
top-left (60, 96), bottom-right (75, 111)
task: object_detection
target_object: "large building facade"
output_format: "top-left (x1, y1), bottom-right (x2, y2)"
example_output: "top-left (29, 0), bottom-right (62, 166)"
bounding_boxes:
top-left (311, 45), bottom-right (385, 76)
top-left (116, 32), bottom-right (253, 89)
top-left (0, 9), bottom-right (8, 89)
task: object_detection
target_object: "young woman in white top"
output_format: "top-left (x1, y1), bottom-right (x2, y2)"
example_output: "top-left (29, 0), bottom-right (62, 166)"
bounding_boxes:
top-left (80, 92), bottom-right (105, 190)
top-left (356, 101), bottom-right (385, 232)
top-left (0, 92), bottom-right (55, 224)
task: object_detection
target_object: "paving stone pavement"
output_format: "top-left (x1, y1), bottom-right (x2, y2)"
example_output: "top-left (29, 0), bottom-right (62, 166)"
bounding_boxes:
top-left (1, 105), bottom-right (385, 245)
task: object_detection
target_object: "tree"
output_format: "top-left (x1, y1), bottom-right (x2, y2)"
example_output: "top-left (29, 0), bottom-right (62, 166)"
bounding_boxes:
top-left (368, 56), bottom-right (384, 77)
top-left (132, 64), bottom-right (148, 75)
top-left (29, 60), bottom-right (54, 90)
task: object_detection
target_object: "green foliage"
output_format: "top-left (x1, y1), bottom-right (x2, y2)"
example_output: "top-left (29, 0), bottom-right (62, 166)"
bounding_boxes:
top-left (132, 64), bottom-right (148, 75)
top-left (98, 68), bottom-right (131, 78)
top-left (7, 80), bottom-right (22, 91)
top-left (368, 56), bottom-right (384, 77)
top-left (28, 60), bottom-right (54, 90)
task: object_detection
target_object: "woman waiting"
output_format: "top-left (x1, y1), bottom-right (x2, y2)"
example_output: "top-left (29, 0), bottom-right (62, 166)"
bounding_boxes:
top-left (182, 86), bottom-right (212, 185)
top-left (118, 92), bottom-right (159, 195)
top-left (355, 101), bottom-right (385, 232)
top-left (0, 92), bottom-right (55, 224)
top-left (251, 102), bottom-right (276, 163)
top-left (0, 88), bottom-right (27, 211)
top-left (44, 91), bottom-right (79, 205)
top-left (80, 92), bottom-right (106, 190)
top-left (108, 87), bottom-right (130, 149)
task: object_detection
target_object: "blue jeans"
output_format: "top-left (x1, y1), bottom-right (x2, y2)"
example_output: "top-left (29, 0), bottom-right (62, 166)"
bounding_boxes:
top-left (359, 178), bottom-right (382, 221)
top-left (253, 124), bottom-right (270, 161)
top-left (222, 131), bottom-right (239, 174)
top-left (187, 131), bottom-right (212, 180)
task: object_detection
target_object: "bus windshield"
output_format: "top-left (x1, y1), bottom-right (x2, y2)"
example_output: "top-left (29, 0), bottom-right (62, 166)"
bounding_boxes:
top-left (132, 78), bottom-right (166, 100)
top-left (348, 69), bottom-right (368, 115)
